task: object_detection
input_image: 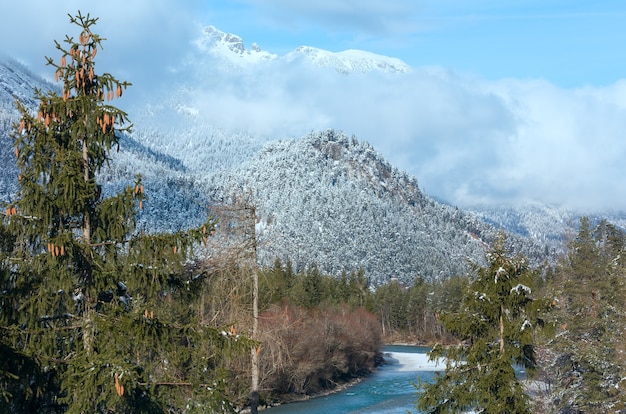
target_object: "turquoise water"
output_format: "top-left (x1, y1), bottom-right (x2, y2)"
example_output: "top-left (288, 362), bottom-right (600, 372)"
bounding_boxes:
top-left (263, 345), bottom-right (437, 414)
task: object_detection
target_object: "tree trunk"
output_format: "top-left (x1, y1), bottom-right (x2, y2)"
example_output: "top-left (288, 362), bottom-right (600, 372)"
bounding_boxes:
top-left (499, 305), bottom-right (505, 354)
top-left (81, 137), bottom-right (94, 356)
top-left (250, 208), bottom-right (259, 414)
top-left (82, 139), bottom-right (91, 244)
top-left (250, 279), bottom-right (259, 412)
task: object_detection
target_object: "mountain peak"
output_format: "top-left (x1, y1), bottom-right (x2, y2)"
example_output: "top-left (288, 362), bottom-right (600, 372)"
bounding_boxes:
top-left (201, 25), bottom-right (245, 53)
top-left (195, 25), bottom-right (276, 64)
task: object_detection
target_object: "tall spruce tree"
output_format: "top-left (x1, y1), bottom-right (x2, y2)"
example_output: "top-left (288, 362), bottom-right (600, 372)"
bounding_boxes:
top-left (417, 234), bottom-right (549, 414)
top-left (0, 12), bottom-right (248, 413)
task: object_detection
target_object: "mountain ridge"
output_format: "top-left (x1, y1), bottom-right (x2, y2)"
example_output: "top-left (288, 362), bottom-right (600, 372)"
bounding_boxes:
top-left (194, 25), bottom-right (410, 74)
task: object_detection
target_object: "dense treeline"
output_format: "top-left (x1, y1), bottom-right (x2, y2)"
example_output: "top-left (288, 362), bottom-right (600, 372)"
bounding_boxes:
top-left (258, 259), bottom-right (468, 345)
top-left (371, 275), bottom-right (467, 343)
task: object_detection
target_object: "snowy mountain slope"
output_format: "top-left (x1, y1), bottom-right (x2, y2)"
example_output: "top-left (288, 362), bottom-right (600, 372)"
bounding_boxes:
top-left (0, 58), bottom-right (53, 201)
top-left (284, 46), bottom-right (411, 74)
top-left (0, 58), bottom-right (200, 225)
top-left (0, 116), bottom-right (18, 202)
top-left (469, 202), bottom-right (575, 246)
top-left (206, 130), bottom-right (557, 282)
top-left (192, 25), bottom-right (410, 74)
top-left (0, 57), bottom-right (56, 109)
top-left (467, 202), bottom-right (626, 254)
top-left (128, 111), bottom-right (267, 176)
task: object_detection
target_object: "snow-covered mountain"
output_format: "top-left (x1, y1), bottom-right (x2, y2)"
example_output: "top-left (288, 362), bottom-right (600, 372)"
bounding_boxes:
top-left (207, 130), bottom-right (562, 281)
top-left (192, 25), bottom-right (410, 74)
top-left (284, 46), bottom-right (411, 74)
top-left (194, 26), bottom-right (277, 66)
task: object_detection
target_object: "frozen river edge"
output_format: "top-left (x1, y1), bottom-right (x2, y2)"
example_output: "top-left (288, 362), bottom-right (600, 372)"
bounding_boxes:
top-left (384, 351), bottom-right (445, 372)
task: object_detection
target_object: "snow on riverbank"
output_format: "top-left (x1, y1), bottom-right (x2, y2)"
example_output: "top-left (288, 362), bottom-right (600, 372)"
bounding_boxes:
top-left (384, 351), bottom-right (445, 372)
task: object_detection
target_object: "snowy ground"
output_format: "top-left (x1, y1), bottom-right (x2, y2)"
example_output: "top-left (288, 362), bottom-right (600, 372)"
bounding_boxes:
top-left (384, 351), bottom-right (446, 372)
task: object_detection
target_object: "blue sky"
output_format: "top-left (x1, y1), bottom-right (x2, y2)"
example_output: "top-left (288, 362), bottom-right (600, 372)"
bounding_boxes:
top-left (2, 1), bottom-right (624, 87)
top-left (203, 1), bottom-right (626, 87)
top-left (1, 1), bottom-right (626, 212)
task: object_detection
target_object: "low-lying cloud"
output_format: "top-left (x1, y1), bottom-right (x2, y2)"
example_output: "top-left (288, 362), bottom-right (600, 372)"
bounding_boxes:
top-left (164, 47), bottom-right (626, 212)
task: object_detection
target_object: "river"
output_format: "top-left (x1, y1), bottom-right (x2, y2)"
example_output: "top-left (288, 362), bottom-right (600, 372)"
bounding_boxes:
top-left (262, 345), bottom-right (442, 414)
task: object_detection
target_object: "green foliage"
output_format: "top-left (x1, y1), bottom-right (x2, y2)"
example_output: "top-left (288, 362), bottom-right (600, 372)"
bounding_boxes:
top-left (365, 275), bottom-right (467, 343)
top-left (542, 217), bottom-right (626, 413)
top-left (258, 261), bottom-right (371, 311)
top-left (0, 11), bottom-right (247, 413)
top-left (258, 259), bottom-right (466, 345)
top-left (258, 259), bottom-right (470, 346)
top-left (417, 234), bottom-right (549, 414)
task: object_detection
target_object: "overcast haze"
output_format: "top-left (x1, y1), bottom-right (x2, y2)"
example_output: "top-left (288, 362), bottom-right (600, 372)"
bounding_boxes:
top-left (1, 1), bottom-right (625, 212)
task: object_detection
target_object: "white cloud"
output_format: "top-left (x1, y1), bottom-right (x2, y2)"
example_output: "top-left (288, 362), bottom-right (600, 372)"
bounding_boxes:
top-left (483, 79), bottom-right (626, 211)
top-left (163, 43), bottom-right (626, 212)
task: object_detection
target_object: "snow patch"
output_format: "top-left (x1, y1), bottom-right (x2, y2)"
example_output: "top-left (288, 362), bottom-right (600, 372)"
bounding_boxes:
top-left (510, 283), bottom-right (532, 295)
top-left (385, 351), bottom-right (445, 372)
top-left (495, 266), bottom-right (506, 283)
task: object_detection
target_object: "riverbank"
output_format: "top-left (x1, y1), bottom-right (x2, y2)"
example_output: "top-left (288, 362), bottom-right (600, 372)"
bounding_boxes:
top-left (237, 348), bottom-right (388, 413)
top-left (235, 375), bottom-right (367, 413)
top-left (247, 345), bottom-right (442, 414)
top-left (238, 345), bottom-right (445, 413)
top-left (237, 353), bottom-right (383, 412)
